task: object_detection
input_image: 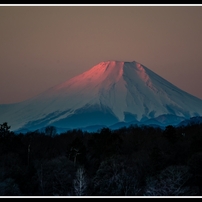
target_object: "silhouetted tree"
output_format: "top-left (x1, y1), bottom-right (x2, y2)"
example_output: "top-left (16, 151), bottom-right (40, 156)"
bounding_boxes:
top-left (163, 125), bottom-right (177, 143)
top-left (35, 156), bottom-right (76, 196)
top-left (93, 155), bottom-right (141, 196)
top-left (73, 166), bottom-right (88, 196)
top-left (66, 136), bottom-right (87, 166)
top-left (144, 165), bottom-right (196, 196)
top-left (45, 126), bottom-right (57, 137)
top-left (0, 122), bottom-right (11, 139)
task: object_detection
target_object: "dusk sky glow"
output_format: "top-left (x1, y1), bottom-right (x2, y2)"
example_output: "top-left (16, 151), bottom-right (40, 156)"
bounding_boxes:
top-left (1, 5), bottom-right (202, 104)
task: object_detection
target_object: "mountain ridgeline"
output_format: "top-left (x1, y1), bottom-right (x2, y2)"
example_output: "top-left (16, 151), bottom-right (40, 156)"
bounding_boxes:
top-left (1, 60), bottom-right (202, 133)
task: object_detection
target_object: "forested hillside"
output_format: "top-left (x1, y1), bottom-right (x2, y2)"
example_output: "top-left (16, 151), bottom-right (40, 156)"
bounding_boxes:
top-left (0, 122), bottom-right (202, 196)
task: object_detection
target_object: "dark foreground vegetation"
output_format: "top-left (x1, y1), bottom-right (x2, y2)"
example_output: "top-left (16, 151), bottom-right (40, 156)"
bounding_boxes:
top-left (1, 122), bottom-right (202, 196)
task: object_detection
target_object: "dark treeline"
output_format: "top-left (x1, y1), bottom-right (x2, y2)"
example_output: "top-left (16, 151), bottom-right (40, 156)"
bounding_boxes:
top-left (0, 122), bottom-right (202, 196)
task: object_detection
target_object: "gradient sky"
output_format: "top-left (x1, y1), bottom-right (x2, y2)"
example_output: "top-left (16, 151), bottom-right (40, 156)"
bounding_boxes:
top-left (1, 5), bottom-right (202, 104)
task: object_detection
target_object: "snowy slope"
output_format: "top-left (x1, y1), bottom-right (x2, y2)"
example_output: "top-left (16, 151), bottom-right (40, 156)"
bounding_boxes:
top-left (1, 60), bottom-right (202, 131)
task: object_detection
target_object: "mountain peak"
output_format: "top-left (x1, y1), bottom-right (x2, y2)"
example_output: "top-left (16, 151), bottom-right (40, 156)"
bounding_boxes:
top-left (1, 60), bottom-right (202, 132)
top-left (96, 60), bottom-right (139, 68)
top-left (94, 60), bottom-right (148, 74)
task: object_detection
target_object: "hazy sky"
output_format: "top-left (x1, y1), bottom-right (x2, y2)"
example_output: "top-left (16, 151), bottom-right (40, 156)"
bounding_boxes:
top-left (1, 5), bottom-right (202, 104)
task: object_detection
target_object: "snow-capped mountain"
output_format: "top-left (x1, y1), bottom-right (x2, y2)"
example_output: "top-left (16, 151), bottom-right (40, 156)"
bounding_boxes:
top-left (1, 60), bottom-right (202, 132)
